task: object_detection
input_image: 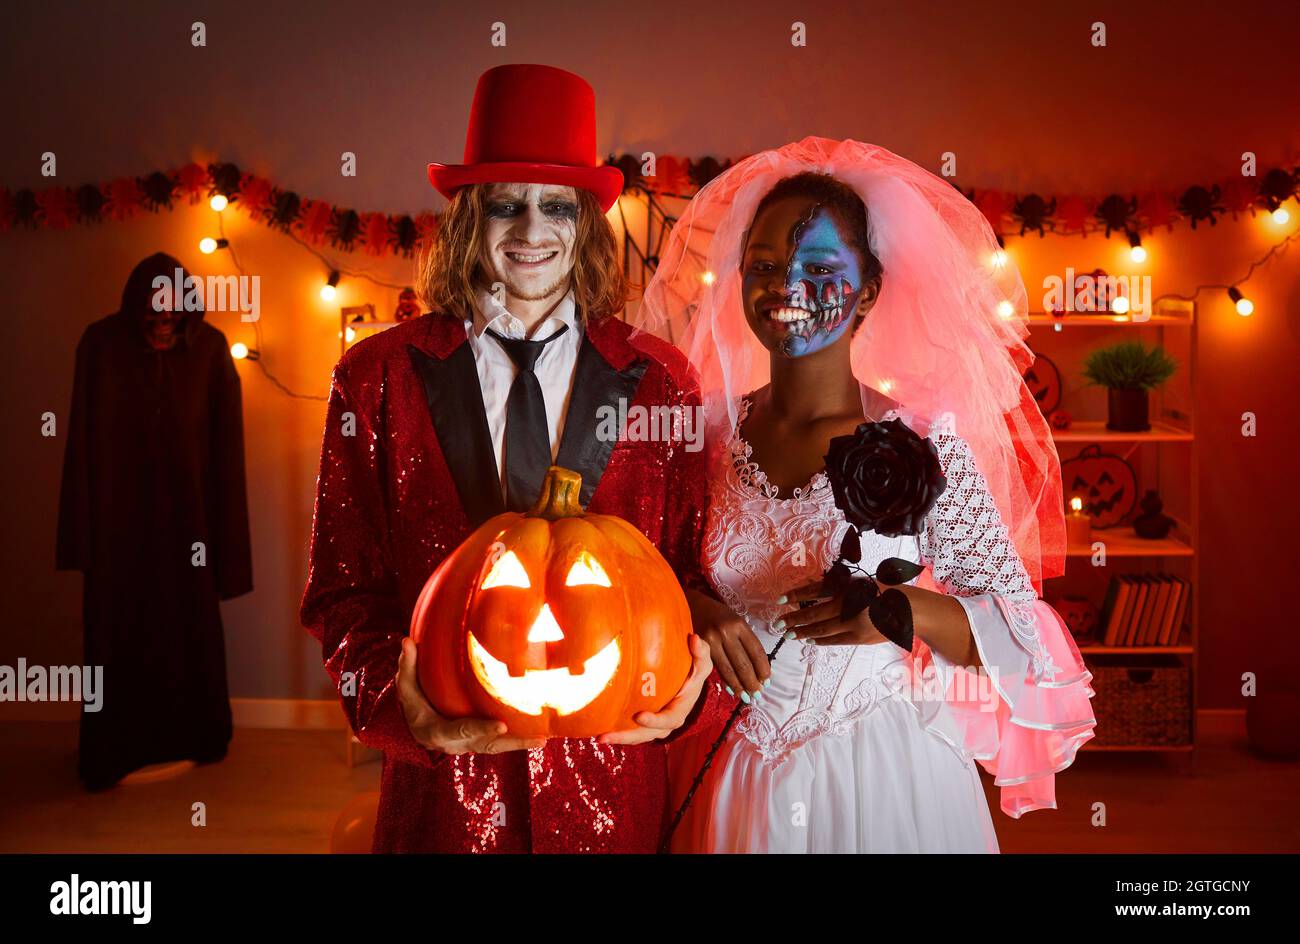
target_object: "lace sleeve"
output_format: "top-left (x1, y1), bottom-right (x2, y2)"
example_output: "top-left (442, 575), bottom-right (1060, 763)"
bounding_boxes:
top-left (919, 412), bottom-right (1054, 680)
top-left (908, 411), bottom-right (1095, 817)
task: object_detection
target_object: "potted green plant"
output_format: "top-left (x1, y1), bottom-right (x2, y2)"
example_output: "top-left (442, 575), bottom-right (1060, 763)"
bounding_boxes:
top-left (1082, 341), bottom-right (1178, 431)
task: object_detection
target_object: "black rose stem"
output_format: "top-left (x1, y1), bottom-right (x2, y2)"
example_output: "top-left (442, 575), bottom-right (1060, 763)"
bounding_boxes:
top-left (657, 633), bottom-right (790, 854)
top-left (658, 419), bottom-right (948, 854)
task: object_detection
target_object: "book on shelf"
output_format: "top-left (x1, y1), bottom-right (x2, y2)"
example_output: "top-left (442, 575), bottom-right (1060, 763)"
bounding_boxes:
top-left (1157, 578), bottom-right (1185, 646)
top-left (1095, 573), bottom-right (1190, 648)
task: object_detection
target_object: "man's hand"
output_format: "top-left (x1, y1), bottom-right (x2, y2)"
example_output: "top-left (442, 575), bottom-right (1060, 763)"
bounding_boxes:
top-left (397, 637), bottom-right (547, 755)
top-left (598, 635), bottom-right (713, 745)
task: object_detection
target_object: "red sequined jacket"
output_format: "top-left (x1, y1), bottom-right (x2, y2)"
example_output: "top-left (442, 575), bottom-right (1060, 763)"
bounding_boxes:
top-left (301, 310), bottom-right (731, 853)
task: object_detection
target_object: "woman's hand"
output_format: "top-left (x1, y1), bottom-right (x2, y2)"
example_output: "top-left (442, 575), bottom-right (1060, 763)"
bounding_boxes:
top-left (685, 588), bottom-right (769, 703)
top-left (781, 579), bottom-right (891, 646)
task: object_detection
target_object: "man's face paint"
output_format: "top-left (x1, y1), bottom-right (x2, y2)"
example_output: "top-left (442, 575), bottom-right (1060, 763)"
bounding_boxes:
top-left (478, 182), bottom-right (579, 307)
top-left (742, 197), bottom-right (864, 358)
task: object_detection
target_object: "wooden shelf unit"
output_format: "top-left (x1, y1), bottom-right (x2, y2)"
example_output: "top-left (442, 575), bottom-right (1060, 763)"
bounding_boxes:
top-left (1034, 298), bottom-right (1199, 756)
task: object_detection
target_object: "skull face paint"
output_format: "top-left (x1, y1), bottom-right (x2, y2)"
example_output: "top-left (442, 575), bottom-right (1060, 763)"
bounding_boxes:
top-left (143, 307), bottom-right (182, 350)
top-left (742, 196), bottom-right (864, 358)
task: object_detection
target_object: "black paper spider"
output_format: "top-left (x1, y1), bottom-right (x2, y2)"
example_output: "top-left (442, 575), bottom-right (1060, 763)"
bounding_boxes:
top-left (609, 153), bottom-right (642, 191)
top-left (1259, 167), bottom-right (1299, 213)
top-left (391, 215), bottom-right (419, 257)
top-left (688, 156), bottom-right (724, 190)
top-left (1013, 193), bottom-right (1056, 236)
top-left (268, 191), bottom-right (301, 231)
top-left (1177, 185), bottom-right (1224, 228)
top-left (75, 184), bottom-right (105, 223)
top-left (140, 171), bottom-right (177, 211)
top-left (1096, 194), bottom-right (1138, 238)
top-left (208, 163), bottom-right (242, 201)
top-left (330, 209), bottom-right (362, 251)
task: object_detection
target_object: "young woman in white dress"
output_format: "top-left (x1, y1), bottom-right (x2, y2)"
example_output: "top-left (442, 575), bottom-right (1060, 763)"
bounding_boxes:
top-left (642, 139), bottom-right (1097, 854)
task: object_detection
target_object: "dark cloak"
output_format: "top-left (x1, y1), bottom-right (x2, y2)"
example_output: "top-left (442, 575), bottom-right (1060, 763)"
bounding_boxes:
top-left (56, 253), bottom-right (252, 790)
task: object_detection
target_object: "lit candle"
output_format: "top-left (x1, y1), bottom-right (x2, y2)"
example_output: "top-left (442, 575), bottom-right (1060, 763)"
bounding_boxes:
top-left (1066, 496), bottom-right (1091, 547)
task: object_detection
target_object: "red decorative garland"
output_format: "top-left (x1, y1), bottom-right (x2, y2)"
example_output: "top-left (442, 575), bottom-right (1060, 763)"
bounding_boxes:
top-left (0, 162), bottom-right (440, 259)
top-left (607, 153), bottom-right (1300, 240)
top-left (2, 157), bottom-right (1296, 249)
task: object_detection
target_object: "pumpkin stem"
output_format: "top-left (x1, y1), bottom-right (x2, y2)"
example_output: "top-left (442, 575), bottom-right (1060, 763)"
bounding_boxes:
top-left (527, 466), bottom-right (585, 520)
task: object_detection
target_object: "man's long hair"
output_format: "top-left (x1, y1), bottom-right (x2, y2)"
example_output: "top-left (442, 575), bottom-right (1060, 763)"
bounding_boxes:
top-left (418, 184), bottom-right (628, 321)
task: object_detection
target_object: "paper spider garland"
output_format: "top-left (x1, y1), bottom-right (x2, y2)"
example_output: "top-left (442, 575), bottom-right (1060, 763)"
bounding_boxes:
top-left (3, 157), bottom-right (1294, 246)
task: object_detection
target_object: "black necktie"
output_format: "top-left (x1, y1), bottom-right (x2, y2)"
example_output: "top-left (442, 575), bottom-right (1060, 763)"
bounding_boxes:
top-left (486, 323), bottom-right (571, 512)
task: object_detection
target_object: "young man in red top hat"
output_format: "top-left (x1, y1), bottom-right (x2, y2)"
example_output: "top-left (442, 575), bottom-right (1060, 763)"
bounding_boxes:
top-left (301, 64), bottom-right (730, 852)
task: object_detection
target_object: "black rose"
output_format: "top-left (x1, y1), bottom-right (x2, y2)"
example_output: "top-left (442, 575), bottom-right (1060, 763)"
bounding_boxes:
top-left (823, 418), bottom-right (947, 537)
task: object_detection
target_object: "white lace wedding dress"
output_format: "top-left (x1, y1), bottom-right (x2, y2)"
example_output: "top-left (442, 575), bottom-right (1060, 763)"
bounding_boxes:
top-left (669, 395), bottom-right (1092, 854)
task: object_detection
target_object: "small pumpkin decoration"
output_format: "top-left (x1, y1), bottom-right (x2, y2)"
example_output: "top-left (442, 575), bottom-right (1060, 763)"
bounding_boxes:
top-left (1052, 595), bottom-right (1098, 642)
top-left (410, 466), bottom-right (693, 739)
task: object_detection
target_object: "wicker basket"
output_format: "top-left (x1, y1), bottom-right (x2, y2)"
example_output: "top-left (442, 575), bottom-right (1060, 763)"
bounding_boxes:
top-left (1091, 663), bottom-right (1191, 746)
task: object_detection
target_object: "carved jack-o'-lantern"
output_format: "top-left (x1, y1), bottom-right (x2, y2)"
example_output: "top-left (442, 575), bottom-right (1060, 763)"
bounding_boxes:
top-left (1059, 444), bottom-right (1137, 528)
top-left (1023, 352), bottom-right (1062, 415)
top-left (410, 466), bottom-right (693, 739)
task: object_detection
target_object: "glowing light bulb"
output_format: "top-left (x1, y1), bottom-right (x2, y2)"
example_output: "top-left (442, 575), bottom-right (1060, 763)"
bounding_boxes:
top-left (230, 342), bottom-right (248, 359)
top-left (209, 194), bottom-right (229, 212)
top-left (199, 237), bottom-right (218, 254)
top-left (1228, 287), bottom-right (1253, 316)
top-left (996, 299), bottom-right (1015, 319)
top-left (344, 326), bottom-right (356, 343)
top-left (321, 270), bottom-right (341, 301)
top-left (701, 270), bottom-right (716, 285)
top-left (1110, 296), bottom-right (1131, 315)
top-left (1273, 207), bottom-right (1290, 225)
top-left (990, 249), bottom-right (1008, 269)
top-left (879, 378), bottom-right (894, 393)
top-left (1130, 245), bottom-right (1147, 263)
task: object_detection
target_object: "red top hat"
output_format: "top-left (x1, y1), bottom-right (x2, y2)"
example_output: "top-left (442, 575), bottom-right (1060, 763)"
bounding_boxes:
top-left (428, 64), bottom-right (624, 212)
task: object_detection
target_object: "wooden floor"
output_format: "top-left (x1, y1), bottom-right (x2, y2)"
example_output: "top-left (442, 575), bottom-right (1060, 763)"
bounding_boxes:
top-left (1, 713), bottom-right (1295, 853)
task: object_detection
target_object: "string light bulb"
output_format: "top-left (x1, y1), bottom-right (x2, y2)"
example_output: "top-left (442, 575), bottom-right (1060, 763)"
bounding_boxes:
top-left (990, 248), bottom-right (1008, 269)
top-left (209, 194), bottom-right (229, 212)
top-left (1227, 286), bottom-right (1254, 317)
top-left (320, 270), bottom-right (341, 301)
top-left (996, 299), bottom-right (1015, 319)
top-left (1110, 295), bottom-right (1131, 316)
top-left (199, 237), bottom-right (228, 255)
top-left (701, 270), bottom-right (716, 285)
top-left (230, 342), bottom-right (259, 361)
top-left (1272, 206), bottom-right (1290, 225)
top-left (1127, 231), bottom-right (1147, 263)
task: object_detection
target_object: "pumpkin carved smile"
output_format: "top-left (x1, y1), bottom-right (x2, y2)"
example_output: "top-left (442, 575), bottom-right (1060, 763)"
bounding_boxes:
top-left (468, 629), bottom-right (622, 717)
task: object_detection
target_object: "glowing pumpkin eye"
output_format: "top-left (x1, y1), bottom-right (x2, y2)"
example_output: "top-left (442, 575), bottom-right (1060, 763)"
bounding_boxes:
top-left (481, 550), bottom-right (531, 589)
top-left (565, 552), bottom-right (611, 587)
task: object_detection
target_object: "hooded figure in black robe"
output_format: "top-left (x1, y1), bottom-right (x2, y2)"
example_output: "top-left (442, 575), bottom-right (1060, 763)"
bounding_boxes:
top-left (56, 252), bottom-right (253, 790)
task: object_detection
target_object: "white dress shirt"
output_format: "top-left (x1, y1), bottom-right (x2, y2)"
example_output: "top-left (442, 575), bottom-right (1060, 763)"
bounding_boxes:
top-left (464, 288), bottom-right (583, 500)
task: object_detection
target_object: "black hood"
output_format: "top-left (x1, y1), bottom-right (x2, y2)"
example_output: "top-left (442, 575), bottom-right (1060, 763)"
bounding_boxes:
top-left (116, 252), bottom-right (206, 340)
